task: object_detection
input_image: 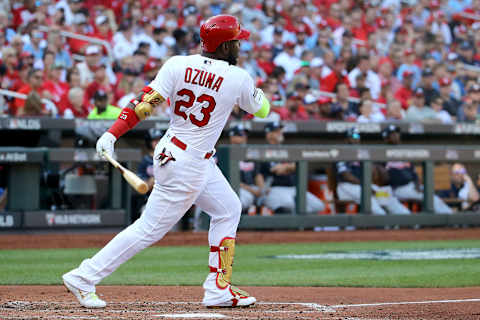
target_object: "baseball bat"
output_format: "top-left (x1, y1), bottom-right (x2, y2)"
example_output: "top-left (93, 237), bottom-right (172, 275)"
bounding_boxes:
top-left (102, 151), bottom-right (149, 194)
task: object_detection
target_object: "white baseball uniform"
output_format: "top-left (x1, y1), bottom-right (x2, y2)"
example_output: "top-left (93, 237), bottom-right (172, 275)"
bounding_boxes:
top-left (63, 54), bottom-right (263, 305)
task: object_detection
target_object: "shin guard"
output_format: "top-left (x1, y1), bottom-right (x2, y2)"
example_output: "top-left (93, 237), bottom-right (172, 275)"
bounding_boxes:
top-left (209, 237), bottom-right (251, 306)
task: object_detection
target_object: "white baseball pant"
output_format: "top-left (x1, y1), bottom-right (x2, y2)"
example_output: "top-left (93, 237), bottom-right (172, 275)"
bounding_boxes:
top-left (263, 186), bottom-right (325, 213)
top-left (63, 133), bottom-right (242, 304)
top-left (239, 187), bottom-right (257, 210)
top-left (393, 182), bottom-right (453, 214)
top-left (372, 185), bottom-right (411, 215)
top-left (337, 182), bottom-right (387, 215)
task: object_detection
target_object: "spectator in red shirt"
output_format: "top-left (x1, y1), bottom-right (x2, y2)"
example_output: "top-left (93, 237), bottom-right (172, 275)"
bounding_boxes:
top-left (281, 95), bottom-right (304, 120)
top-left (19, 51), bottom-right (34, 70)
top-left (351, 7), bottom-right (368, 44)
top-left (256, 44), bottom-right (275, 76)
top-left (143, 58), bottom-right (161, 82)
top-left (91, 15), bottom-right (114, 44)
top-left (320, 54), bottom-right (348, 93)
top-left (85, 64), bottom-right (110, 102)
top-left (63, 87), bottom-right (89, 119)
top-left (377, 58), bottom-right (400, 93)
top-left (68, 12), bottom-right (91, 54)
top-left (12, 68), bottom-right (44, 116)
top-left (394, 71), bottom-right (414, 110)
top-left (325, 2), bottom-right (343, 30)
top-left (42, 62), bottom-right (69, 104)
top-left (10, 63), bottom-right (31, 93)
top-left (452, 1), bottom-right (480, 26)
top-left (317, 96), bottom-right (339, 120)
top-left (12, 0), bottom-right (36, 30)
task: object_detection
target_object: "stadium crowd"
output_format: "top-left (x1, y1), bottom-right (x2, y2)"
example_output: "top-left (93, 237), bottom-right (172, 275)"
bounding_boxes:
top-left (0, 0), bottom-right (480, 123)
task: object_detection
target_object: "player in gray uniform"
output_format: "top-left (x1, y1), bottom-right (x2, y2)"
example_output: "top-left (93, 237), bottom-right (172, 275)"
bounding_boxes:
top-left (258, 122), bottom-right (325, 214)
top-left (382, 124), bottom-right (452, 214)
top-left (336, 128), bottom-right (410, 215)
top-left (228, 124), bottom-right (262, 213)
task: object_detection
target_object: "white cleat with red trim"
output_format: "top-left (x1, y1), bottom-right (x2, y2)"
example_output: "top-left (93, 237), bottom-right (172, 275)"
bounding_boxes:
top-left (205, 285), bottom-right (256, 308)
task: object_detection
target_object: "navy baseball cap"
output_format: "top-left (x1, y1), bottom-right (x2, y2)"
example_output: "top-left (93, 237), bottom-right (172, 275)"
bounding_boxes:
top-left (148, 128), bottom-right (164, 140)
top-left (264, 121), bottom-right (284, 133)
top-left (93, 90), bottom-right (107, 100)
top-left (346, 127), bottom-right (360, 140)
top-left (228, 124), bottom-right (249, 137)
top-left (382, 124), bottom-right (400, 138)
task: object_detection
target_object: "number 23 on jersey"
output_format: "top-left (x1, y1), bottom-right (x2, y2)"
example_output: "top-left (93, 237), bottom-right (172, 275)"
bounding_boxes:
top-left (174, 89), bottom-right (216, 127)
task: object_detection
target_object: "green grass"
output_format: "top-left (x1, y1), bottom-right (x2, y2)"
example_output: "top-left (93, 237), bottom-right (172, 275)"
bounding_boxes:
top-left (1, 240), bottom-right (479, 287)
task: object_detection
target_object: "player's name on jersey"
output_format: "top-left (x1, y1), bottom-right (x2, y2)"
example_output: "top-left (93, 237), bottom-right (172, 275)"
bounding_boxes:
top-left (184, 67), bottom-right (224, 92)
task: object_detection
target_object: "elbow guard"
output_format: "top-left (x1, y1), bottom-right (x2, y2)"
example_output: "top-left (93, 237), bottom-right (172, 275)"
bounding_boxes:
top-left (254, 95), bottom-right (270, 118)
top-left (131, 86), bottom-right (165, 120)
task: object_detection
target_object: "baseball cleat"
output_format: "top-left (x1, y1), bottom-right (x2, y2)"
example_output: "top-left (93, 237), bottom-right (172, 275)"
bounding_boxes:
top-left (206, 296), bottom-right (256, 308)
top-left (63, 278), bottom-right (106, 308)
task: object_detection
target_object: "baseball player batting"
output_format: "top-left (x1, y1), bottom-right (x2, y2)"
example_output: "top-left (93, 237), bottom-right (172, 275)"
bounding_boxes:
top-left (62, 15), bottom-right (270, 308)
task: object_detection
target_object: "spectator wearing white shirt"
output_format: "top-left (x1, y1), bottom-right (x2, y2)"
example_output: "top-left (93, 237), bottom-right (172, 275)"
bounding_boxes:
top-left (431, 11), bottom-right (452, 45)
top-left (113, 20), bottom-right (136, 61)
top-left (117, 77), bottom-right (145, 108)
top-left (431, 96), bottom-right (453, 124)
top-left (357, 100), bottom-right (385, 123)
top-left (148, 27), bottom-right (169, 60)
top-left (439, 163), bottom-right (480, 210)
top-left (242, 0), bottom-right (270, 30)
top-left (77, 45), bottom-right (117, 86)
top-left (348, 55), bottom-right (381, 99)
top-left (385, 100), bottom-right (406, 121)
top-left (273, 41), bottom-right (302, 81)
top-left (405, 88), bottom-right (438, 122)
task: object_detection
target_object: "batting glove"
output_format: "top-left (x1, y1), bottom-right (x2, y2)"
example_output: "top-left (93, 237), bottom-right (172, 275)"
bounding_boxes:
top-left (96, 131), bottom-right (117, 159)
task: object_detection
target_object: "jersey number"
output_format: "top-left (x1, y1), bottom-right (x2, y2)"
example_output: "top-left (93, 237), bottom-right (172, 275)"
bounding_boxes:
top-left (174, 89), bottom-right (216, 127)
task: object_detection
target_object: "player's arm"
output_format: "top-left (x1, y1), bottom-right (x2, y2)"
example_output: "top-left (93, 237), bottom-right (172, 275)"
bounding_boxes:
top-left (238, 74), bottom-right (270, 118)
top-left (108, 86), bottom-right (165, 139)
top-left (96, 87), bottom-right (165, 158)
top-left (253, 89), bottom-right (270, 118)
top-left (96, 55), bottom-right (177, 159)
top-left (337, 162), bottom-right (360, 185)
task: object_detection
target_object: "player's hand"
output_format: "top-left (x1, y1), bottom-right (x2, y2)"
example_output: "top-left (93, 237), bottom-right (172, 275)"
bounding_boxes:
top-left (96, 131), bottom-right (117, 159)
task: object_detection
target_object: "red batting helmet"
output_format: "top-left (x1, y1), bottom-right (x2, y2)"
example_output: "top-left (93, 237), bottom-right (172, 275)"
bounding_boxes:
top-left (200, 15), bottom-right (250, 53)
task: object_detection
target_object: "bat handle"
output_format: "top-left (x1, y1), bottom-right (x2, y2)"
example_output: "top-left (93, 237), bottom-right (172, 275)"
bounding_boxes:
top-left (103, 151), bottom-right (124, 172)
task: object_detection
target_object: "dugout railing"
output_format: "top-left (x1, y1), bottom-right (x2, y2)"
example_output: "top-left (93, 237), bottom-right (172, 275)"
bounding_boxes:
top-left (216, 144), bottom-right (480, 230)
top-left (2, 118), bottom-right (480, 229)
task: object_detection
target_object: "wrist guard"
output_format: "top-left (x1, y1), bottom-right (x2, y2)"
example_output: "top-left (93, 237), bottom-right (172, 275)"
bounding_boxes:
top-left (108, 108), bottom-right (139, 139)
